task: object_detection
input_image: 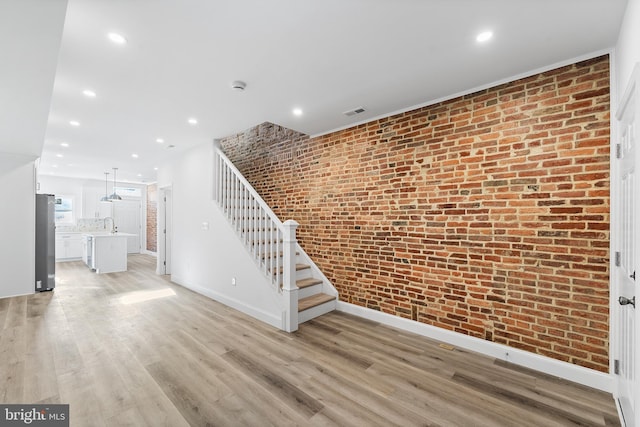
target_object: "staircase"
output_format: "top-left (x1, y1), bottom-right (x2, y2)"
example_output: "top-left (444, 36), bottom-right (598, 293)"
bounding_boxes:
top-left (213, 141), bottom-right (337, 332)
top-left (292, 257), bottom-right (337, 324)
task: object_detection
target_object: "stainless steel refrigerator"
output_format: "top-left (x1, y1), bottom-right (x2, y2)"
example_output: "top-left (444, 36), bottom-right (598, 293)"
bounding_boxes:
top-left (35, 193), bottom-right (55, 291)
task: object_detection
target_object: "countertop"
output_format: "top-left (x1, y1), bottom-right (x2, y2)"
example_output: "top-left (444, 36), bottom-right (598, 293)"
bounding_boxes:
top-left (82, 232), bottom-right (137, 238)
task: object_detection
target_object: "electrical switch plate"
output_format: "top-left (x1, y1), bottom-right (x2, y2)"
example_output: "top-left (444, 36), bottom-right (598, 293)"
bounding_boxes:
top-left (201, 222), bottom-right (209, 230)
top-left (231, 277), bottom-right (236, 286)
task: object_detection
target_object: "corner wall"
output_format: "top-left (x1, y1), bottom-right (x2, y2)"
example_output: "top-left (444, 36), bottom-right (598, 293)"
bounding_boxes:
top-left (0, 154), bottom-right (36, 299)
top-left (221, 56), bottom-right (612, 372)
top-left (164, 142), bottom-right (285, 328)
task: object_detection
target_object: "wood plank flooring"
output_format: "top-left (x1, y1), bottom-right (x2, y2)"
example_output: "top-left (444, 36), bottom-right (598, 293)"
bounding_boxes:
top-left (0, 255), bottom-right (620, 426)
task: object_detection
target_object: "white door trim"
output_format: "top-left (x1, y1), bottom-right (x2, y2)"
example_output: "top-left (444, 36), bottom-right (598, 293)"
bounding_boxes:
top-left (613, 62), bottom-right (640, 427)
top-left (157, 185), bottom-right (172, 275)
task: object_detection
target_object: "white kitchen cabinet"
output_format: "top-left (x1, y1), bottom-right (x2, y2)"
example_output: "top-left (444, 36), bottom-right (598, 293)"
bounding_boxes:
top-left (55, 232), bottom-right (84, 261)
top-left (82, 185), bottom-right (114, 218)
top-left (82, 186), bottom-right (101, 218)
top-left (55, 239), bottom-right (65, 260)
top-left (82, 232), bottom-right (136, 274)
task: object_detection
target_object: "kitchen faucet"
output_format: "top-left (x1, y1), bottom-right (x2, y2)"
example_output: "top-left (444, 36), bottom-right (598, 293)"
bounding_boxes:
top-left (103, 217), bottom-right (116, 233)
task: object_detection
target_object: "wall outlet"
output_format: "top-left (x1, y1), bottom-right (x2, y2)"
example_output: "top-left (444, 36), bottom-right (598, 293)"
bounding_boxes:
top-left (231, 277), bottom-right (236, 286)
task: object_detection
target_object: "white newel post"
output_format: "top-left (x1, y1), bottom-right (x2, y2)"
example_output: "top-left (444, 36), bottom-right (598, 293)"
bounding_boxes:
top-left (282, 219), bottom-right (299, 332)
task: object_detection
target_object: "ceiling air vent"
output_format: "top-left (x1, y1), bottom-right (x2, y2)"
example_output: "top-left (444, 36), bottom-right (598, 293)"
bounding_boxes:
top-left (343, 107), bottom-right (366, 117)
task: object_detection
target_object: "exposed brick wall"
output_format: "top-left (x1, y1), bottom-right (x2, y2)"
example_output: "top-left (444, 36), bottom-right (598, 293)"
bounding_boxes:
top-left (147, 184), bottom-right (158, 252)
top-left (220, 55), bottom-right (611, 372)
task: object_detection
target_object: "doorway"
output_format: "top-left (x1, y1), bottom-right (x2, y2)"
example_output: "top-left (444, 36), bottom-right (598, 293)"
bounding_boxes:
top-left (113, 200), bottom-right (141, 253)
top-left (614, 64), bottom-right (639, 427)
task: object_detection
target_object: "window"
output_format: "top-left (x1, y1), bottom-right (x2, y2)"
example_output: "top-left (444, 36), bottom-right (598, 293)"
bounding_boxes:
top-left (113, 186), bottom-right (142, 198)
top-left (54, 196), bottom-right (74, 224)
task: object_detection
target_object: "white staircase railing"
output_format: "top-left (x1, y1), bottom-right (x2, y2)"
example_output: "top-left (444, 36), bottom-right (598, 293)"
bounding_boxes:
top-left (213, 140), bottom-right (299, 331)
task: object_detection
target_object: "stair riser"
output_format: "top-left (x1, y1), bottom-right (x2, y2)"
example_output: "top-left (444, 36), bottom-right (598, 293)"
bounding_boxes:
top-left (298, 283), bottom-right (322, 299)
top-left (295, 268), bottom-right (313, 281)
top-left (298, 300), bottom-right (337, 324)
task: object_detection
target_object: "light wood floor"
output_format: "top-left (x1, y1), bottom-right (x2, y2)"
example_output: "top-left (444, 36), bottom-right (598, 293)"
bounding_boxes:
top-left (0, 255), bottom-right (620, 426)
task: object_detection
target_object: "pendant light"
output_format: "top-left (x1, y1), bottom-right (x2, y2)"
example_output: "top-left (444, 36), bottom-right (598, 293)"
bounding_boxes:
top-left (109, 167), bottom-right (122, 200)
top-left (100, 172), bottom-right (111, 202)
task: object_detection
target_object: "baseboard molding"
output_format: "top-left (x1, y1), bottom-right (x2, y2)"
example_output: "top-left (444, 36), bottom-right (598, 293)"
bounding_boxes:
top-left (0, 290), bottom-right (35, 300)
top-left (171, 275), bottom-right (282, 330)
top-left (141, 250), bottom-right (157, 257)
top-left (337, 301), bottom-right (613, 393)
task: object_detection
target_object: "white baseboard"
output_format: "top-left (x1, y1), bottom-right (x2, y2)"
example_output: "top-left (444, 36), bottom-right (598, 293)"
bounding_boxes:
top-left (336, 301), bottom-right (613, 393)
top-left (141, 249), bottom-right (157, 257)
top-left (171, 275), bottom-right (282, 330)
top-left (0, 291), bottom-right (35, 300)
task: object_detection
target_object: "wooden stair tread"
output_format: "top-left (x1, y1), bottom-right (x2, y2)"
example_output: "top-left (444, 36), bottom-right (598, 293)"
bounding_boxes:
top-left (297, 278), bottom-right (322, 289)
top-left (298, 293), bottom-right (335, 312)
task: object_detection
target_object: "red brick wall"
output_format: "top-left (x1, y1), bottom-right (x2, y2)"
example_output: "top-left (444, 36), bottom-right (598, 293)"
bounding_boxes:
top-left (221, 55), bottom-right (611, 372)
top-left (147, 184), bottom-right (158, 252)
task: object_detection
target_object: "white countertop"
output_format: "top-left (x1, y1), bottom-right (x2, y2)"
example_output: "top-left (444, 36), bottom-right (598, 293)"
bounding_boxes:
top-left (82, 232), bottom-right (137, 238)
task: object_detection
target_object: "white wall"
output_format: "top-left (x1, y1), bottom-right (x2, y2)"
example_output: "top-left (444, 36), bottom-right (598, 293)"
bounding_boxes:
top-left (0, 154), bottom-right (36, 298)
top-left (0, 0), bottom-right (67, 299)
top-left (164, 142), bottom-right (284, 328)
top-left (615, 0), bottom-right (640, 100)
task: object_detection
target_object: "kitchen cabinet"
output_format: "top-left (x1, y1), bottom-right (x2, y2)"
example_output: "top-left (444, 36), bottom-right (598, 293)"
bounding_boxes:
top-left (82, 186), bottom-right (101, 218)
top-left (55, 232), bottom-right (83, 261)
top-left (82, 232), bottom-right (137, 274)
top-left (82, 185), bottom-right (113, 218)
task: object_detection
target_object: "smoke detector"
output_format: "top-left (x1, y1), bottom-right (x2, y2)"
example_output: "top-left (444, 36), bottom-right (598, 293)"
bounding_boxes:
top-left (231, 80), bottom-right (246, 91)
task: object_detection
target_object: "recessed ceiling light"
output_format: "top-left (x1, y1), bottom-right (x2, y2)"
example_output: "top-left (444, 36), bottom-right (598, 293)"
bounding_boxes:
top-left (156, 138), bottom-right (164, 143)
top-left (188, 118), bottom-right (198, 125)
top-left (132, 153), bottom-right (139, 158)
top-left (60, 142), bottom-right (69, 147)
top-left (153, 167), bottom-right (158, 171)
top-left (476, 31), bottom-right (493, 43)
top-left (293, 108), bottom-right (303, 116)
top-left (69, 120), bottom-right (80, 127)
top-left (56, 154), bottom-right (63, 158)
top-left (137, 173), bottom-right (142, 177)
top-left (82, 89), bottom-right (96, 98)
top-left (107, 32), bottom-right (127, 44)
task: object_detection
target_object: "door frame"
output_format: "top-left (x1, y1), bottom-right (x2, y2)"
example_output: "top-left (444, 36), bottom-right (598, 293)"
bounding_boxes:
top-left (157, 185), bottom-right (172, 275)
top-left (613, 62), bottom-right (640, 426)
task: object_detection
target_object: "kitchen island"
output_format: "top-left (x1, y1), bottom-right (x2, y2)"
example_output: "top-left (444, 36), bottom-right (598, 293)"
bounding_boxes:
top-left (82, 232), bottom-right (137, 274)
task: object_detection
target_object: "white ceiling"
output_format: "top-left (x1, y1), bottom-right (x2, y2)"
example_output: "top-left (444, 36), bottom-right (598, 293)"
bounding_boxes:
top-left (5, 0), bottom-right (630, 184)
